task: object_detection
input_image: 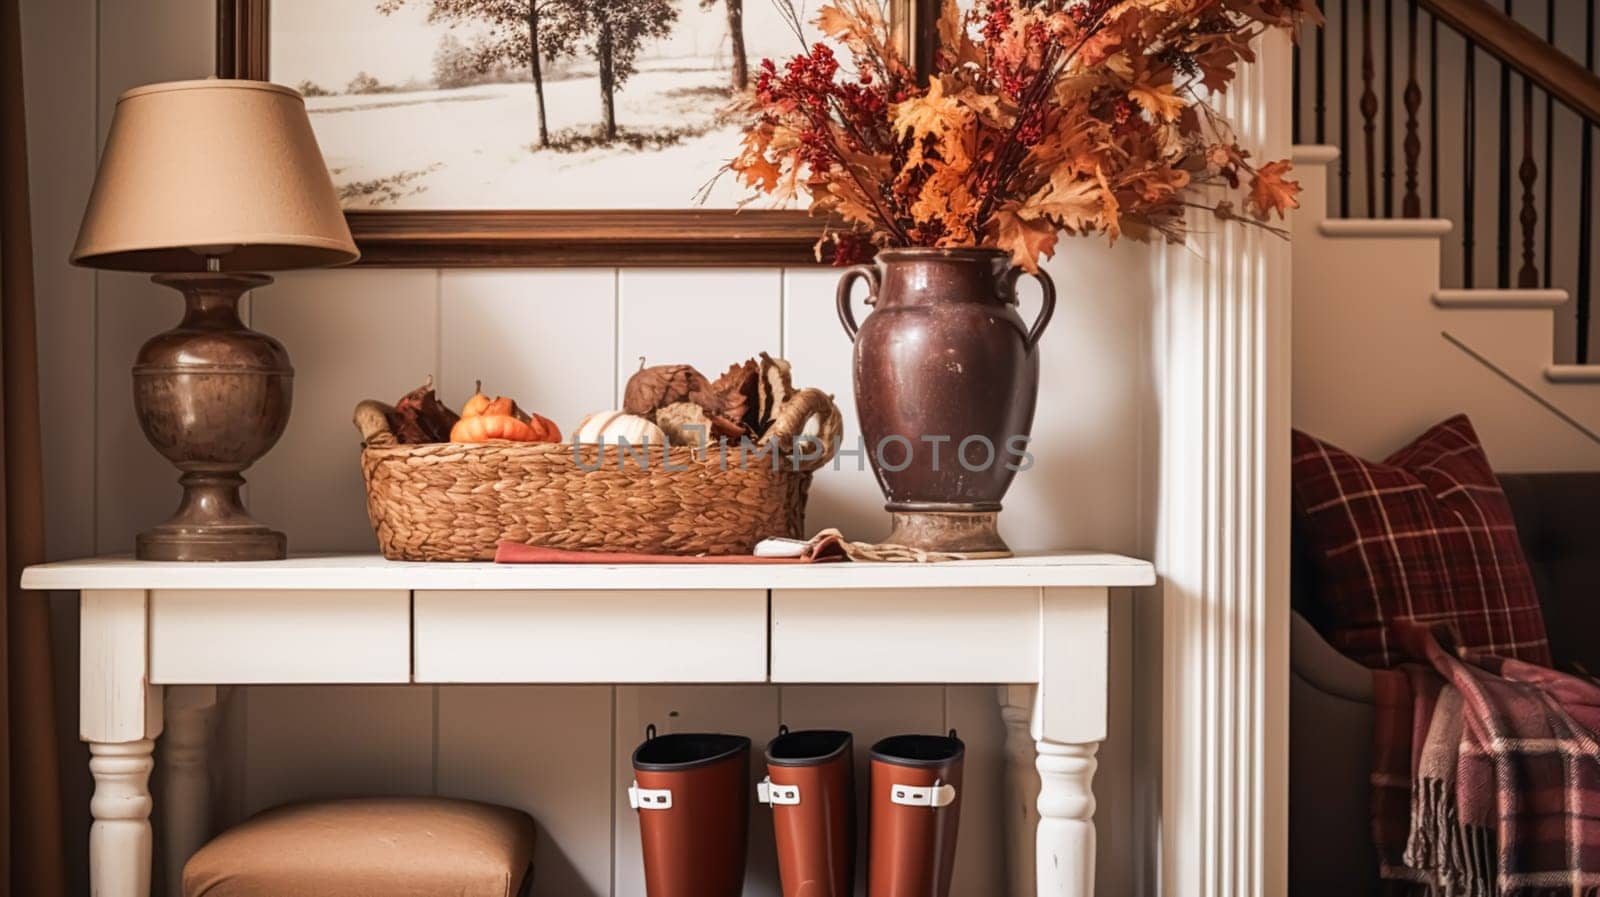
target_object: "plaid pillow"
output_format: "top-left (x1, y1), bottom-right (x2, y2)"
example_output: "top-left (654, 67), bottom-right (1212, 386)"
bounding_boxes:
top-left (1291, 415), bottom-right (1551, 669)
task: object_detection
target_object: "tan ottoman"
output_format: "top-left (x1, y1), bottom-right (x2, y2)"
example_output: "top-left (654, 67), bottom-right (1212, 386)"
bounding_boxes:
top-left (182, 797), bottom-right (535, 897)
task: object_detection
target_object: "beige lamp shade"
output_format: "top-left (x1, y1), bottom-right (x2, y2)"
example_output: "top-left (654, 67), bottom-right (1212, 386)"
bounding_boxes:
top-left (72, 79), bottom-right (358, 272)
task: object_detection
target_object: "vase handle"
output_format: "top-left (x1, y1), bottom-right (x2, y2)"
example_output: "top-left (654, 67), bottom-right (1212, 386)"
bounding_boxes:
top-left (836, 264), bottom-right (880, 342)
top-left (1007, 266), bottom-right (1057, 351)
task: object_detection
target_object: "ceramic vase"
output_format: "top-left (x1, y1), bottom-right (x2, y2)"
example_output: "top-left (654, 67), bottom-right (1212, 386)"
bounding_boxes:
top-left (837, 248), bottom-right (1055, 557)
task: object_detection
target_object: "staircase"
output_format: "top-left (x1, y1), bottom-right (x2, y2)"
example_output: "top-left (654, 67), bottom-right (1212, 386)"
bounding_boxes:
top-left (1289, 0), bottom-right (1600, 467)
top-left (1292, 144), bottom-right (1600, 468)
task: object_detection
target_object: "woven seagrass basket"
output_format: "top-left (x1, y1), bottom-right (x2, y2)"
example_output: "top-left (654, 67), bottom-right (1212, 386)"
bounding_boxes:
top-left (353, 400), bottom-right (839, 561)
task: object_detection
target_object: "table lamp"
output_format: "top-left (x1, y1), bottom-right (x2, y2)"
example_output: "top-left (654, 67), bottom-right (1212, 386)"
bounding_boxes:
top-left (72, 79), bottom-right (358, 561)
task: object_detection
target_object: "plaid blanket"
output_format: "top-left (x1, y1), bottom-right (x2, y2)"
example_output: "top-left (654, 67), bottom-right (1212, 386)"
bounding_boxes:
top-left (1372, 625), bottom-right (1600, 896)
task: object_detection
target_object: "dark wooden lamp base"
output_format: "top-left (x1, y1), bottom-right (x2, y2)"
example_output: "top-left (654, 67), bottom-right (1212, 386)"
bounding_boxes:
top-left (134, 273), bottom-right (292, 562)
top-left (136, 472), bottom-right (287, 562)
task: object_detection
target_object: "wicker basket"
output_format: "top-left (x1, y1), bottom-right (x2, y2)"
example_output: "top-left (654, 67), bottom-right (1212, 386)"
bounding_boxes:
top-left (353, 400), bottom-right (839, 561)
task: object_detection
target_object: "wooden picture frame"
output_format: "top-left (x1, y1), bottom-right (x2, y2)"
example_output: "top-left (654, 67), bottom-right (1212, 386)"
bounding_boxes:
top-left (216, 0), bottom-right (930, 267)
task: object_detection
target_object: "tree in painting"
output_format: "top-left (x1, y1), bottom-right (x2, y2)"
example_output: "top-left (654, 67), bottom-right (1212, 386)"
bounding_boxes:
top-left (701, 0), bottom-right (746, 90)
top-left (545, 0), bottom-right (679, 140)
top-left (377, 0), bottom-right (575, 147)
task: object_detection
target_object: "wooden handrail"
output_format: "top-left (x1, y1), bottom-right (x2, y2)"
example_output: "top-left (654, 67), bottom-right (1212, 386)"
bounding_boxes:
top-left (1420, 0), bottom-right (1600, 126)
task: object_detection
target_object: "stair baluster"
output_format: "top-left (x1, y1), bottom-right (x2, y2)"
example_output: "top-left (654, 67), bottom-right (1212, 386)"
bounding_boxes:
top-left (1340, 0), bottom-right (1353, 215)
top-left (1497, 0), bottom-right (1513, 288)
top-left (1430, 12), bottom-right (1440, 217)
top-left (1404, 0), bottom-right (1423, 217)
top-left (1464, 37), bottom-right (1477, 288)
top-left (1384, 0), bottom-right (1396, 215)
top-left (1362, 0), bottom-right (1380, 215)
top-left (1317, 0), bottom-right (1328, 143)
top-left (1579, 1), bottom-right (1595, 363)
top-left (1543, 0), bottom-right (1554, 288)
top-left (1295, 30), bottom-right (1303, 141)
top-left (1519, 74), bottom-right (1539, 288)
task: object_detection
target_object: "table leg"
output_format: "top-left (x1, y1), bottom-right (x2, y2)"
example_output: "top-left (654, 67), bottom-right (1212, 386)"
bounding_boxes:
top-left (82, 590), bottom-right (162, 897)
top-left (1035, 740), bottom-right (1098, 897)
top-left (998, 685), bottom-right (1040, 897)
top-left (1031, 587), bottom-right (1108, 897)
top-left (162, 686), bottom-right (218, 897)
top-left (90, 740), bottom-right (156, 897)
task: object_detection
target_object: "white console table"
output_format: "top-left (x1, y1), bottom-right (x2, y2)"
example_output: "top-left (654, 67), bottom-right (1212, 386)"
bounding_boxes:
top-left (23, 552), bottom-right (1153, 897)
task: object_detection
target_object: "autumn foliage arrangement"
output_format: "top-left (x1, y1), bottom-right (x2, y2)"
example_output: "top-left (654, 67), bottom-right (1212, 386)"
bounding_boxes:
top-left (730, 0), bottom-right (1318, 270)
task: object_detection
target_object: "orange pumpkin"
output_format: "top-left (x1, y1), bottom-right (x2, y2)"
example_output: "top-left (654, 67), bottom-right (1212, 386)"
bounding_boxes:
top-left (461, 381), bottom-right (493, 418)
top-left (450, 414), bottom-right (537, 443)
top-left (523, 411), bottom-right (561, 443)
top-left (450, 380), bottom-right (562, 444)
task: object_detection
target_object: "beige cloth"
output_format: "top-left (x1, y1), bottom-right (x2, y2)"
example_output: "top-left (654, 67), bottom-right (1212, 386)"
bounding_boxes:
top-left (0, 0), bottom-right (66, 892)
top-left (183, 797), bottom-right (536, 897)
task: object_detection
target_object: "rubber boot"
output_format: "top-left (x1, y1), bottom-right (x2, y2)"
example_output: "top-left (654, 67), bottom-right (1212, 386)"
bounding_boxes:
top-left (867, 731), bottom-right (965, 897)
top-left (761, 728), bottom-right (855, 897)
top-left (630, 726), bottom-right (751, 897)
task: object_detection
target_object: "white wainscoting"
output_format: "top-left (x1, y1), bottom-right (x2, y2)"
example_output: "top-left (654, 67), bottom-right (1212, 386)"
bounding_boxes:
top-left (22, 1), bottom-right (1158, 895)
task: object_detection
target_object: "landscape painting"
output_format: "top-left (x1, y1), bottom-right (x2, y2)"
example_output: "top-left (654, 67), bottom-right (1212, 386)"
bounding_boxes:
top-left (267, 0), bottom-right (843, 210)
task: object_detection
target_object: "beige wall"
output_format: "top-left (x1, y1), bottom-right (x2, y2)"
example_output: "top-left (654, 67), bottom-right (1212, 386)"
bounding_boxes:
top-left (19, 1), bottom-right (1162, 895)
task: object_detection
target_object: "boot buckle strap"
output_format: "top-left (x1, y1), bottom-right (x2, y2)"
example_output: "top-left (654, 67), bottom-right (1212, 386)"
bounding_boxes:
top-left (890, 781), bottom-right (957, 808)
top-left (757, 776), bottom-right (800, 806)
top-left (628, 781), bottom-right (673, 810)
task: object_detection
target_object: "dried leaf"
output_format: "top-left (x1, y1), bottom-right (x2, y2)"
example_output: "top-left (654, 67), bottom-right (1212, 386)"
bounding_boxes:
top-left (388, 376), bottom-right (459, 444)
top-left (698, 359), bottom-right (762, 433)
top-left (756, 352), bottom-right (794, 430)
top-left (1247, 159), bottom-right (1301, 219)
top-left (991, 207), bottom-right (1058, 274)
top-left (1128, 81), bottom-right (1186, 123)
top-left (656, 401), bottom-right (745, 449)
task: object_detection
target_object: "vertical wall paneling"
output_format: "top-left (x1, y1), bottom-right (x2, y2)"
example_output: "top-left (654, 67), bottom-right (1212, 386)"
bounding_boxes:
top-left (437, 686), bottom-right (614, 897)
top-left (615, 268), bottom-right (783, 402)
top-left (994, 242), bottom-right (1151, 555)
top-left (780, 267), bottom-right (888, 540)
top-left (439, 270), bottom-right (617, 435)
top-left (249, 268), bottom-right (439, 552)
top-left (613, 685), bottom-right (782, 897)
top-left (241, 685), bottom-right (434, 815)
top-left (1158, 31), bottom-right (1293, 897)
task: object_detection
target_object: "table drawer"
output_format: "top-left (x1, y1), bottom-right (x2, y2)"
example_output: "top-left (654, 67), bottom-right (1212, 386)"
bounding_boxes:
top-left (771, 588), bottom-right (1041, 683)
top-left (150, 590), bottom-right (410, 683)
top-left (413, 590), bottom-right (767, 682)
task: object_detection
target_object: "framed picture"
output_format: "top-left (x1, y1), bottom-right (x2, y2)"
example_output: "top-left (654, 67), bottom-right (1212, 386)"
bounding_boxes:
top-left (216, 0), bottom-right (931, 266)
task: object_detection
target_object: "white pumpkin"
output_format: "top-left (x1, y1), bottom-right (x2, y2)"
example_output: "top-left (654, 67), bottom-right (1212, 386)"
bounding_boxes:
top-left (572, 410), bottom-right (668, 447)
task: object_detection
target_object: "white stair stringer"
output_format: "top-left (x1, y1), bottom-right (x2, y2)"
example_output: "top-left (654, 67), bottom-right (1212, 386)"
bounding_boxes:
top-left (1290, 146), bottom-right (1600, 470)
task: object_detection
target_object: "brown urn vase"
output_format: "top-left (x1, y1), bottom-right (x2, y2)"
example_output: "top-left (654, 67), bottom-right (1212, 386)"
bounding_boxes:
top-left (838, 248), bottom-right (1055, 557)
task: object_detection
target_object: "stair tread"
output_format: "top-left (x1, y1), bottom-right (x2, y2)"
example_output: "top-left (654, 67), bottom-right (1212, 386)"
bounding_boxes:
top-left (1544, 365), bottom-right (1600, 383)
top-left (1433, 289), bottom-right (1569, 309)
top-left (1319, 219), bottom-right (1454, 238)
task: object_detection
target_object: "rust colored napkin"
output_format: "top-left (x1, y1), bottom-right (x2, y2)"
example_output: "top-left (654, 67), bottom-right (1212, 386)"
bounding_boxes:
top-left (494, 535), bottom-right (849, 564)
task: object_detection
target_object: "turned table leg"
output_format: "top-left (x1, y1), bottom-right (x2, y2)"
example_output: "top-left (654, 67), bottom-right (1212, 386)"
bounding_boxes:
top-left (90, 740), bottom-right (157, 897)
top-left (82, 590), bottom-right (162, 897)
top-left (998, 685), bottom-right (1040, 897)
top-left (161, 686), bottom-right (218, 897)
top-left (1030, 586), bottom-right (1109, 897)
top-left (1035, 740), bottom-right (1098, 897)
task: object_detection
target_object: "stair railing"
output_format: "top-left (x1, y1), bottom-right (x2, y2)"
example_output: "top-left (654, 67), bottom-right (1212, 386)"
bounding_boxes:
top-left (1293, 0), bottom-right (1600, 363)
